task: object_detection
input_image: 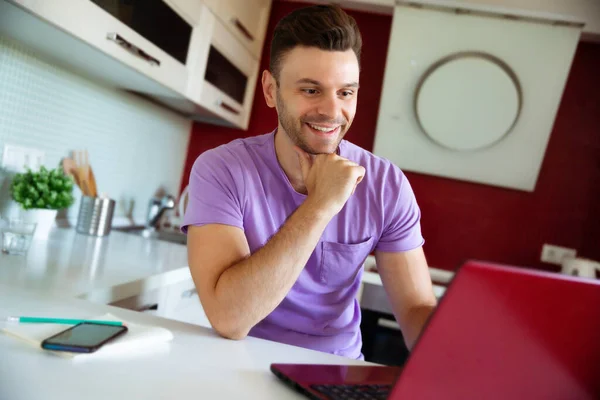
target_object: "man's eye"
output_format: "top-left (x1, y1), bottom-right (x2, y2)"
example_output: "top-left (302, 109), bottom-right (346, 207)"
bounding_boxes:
top-left (340, 90), bottom-right (354, 97)
top-left (302, 89), bottom-right (318, 95)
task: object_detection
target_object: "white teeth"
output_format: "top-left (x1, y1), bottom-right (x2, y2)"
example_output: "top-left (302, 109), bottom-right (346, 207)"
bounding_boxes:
top-left (308, 123), bottom-right (337, 132)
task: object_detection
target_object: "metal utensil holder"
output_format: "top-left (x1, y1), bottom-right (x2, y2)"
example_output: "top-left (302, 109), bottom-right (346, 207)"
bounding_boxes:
top-left (76, 196), bottom-right (115, 237)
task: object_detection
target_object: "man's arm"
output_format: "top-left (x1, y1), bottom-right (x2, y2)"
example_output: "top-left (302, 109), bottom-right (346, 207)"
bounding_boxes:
top-left (187, 150), bottom-right (365, 340)
top-left (188, 199), bottom-right (333, 340)
top-left (375, 247), bottom-right (437, 350)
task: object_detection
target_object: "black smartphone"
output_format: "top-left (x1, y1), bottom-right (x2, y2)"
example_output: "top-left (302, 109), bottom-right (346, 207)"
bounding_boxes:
top-left (41, 322), bottom-right (128, 353)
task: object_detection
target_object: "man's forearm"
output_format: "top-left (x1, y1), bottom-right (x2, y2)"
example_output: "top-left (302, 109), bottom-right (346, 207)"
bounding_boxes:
top-left (212, 198), bottom-right (333, 339)
top-left (401, 304), bottom-right (436, 350)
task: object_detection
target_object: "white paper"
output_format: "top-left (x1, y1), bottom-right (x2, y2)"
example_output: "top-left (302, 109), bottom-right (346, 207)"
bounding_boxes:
top-left (1, 313), bottom-right (173, 360)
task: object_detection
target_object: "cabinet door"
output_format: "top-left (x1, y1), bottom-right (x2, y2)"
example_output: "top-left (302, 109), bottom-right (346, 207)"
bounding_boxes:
top-left (187, 10), bottom-right (260, 130)
top-left (10, 0), bottom-right (190, 95)
top-left (109, 287), bottom-right (167, 316)
top-left (203, 0), bottom-right (272, 59)
top-left (164, 0), bottom-right (204, 25)
top-left (90, 0), bottom-right (194, 66)
top-left (161, 279), bottom-right (212, 328)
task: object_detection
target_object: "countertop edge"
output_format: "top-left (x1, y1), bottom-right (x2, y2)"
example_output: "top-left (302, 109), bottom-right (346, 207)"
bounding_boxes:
top-left (76, 266), bottom-right (192, 304)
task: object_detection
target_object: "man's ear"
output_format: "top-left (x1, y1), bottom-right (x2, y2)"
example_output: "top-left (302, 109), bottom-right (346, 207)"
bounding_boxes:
top-left (262, 70), bottom-right (277, 108)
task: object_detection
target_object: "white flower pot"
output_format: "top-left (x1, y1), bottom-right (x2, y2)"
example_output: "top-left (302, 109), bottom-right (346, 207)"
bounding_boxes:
top-left (21, 209), bottom-right (58, 240)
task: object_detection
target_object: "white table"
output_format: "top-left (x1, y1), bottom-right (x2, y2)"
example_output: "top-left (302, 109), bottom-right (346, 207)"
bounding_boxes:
top-left (0, 283), bottom-right (371, 400)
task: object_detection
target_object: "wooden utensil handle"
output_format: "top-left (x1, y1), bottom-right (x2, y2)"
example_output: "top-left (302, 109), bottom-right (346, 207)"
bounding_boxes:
top-left (81, 180), bottom-right (91, 197)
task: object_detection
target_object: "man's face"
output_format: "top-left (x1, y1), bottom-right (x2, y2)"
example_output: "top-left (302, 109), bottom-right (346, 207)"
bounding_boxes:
top-left (272, 46), bottom-right (360, 155)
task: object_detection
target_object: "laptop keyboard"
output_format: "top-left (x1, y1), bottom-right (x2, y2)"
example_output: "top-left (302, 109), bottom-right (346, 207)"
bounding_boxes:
top-left (310, 384), bottom-right (392, 400)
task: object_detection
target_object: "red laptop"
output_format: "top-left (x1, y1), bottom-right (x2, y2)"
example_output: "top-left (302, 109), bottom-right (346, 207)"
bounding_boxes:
top-left (271, 260), bottom-right (600, 400)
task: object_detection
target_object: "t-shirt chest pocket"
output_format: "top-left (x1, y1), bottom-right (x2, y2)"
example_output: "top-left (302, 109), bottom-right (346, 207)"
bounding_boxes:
top-left (320, 237), bottom-right (375, 288)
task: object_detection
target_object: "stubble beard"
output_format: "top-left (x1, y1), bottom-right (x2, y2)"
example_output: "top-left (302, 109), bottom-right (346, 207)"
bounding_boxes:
top-left (275, 91), bottom-right (347, 155)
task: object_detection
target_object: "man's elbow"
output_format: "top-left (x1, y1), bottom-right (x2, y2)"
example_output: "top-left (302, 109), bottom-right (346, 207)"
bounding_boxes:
top-left (210, 316), bottom-right (250, 340)
top-left (201, 290), bottom-right (252, 340)
top-left (215, 326), bottom-right (249, 341)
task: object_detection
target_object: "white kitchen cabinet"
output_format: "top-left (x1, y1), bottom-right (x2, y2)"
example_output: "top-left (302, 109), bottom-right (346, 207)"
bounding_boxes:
top-left (165, 0), bottom-right (204, 26)
top-left (186, 9), bottom-right (261, 130)
top-left (109, 278), bottom-right (211, 328)
top-left (0, 0), bottom-right (266, 130)
top-left (203, 0), bottom-right (272, 59)
top-left (108, 286), bottom-right (167, 316)
top-left (160, 278), bottom-right (212, 328)
top-left (5, 0), bottom-right (192, 96)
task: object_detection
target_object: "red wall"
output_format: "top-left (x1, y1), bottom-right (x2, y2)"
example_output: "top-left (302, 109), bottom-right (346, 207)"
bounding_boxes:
top-left (181, 1), bottom-right (600, 271)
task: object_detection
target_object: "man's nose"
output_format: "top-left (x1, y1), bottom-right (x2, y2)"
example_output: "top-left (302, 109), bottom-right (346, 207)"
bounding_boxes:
top-left (316, 92), bottom-right (341, 121)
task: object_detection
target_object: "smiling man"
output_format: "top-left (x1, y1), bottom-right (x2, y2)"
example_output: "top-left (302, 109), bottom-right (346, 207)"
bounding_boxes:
top-left (182, 4), bottom-right (437, 360)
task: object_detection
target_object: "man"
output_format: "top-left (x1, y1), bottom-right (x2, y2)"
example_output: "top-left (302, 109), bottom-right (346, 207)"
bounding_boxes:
top-left (182, 4), bottom-right (437, 360)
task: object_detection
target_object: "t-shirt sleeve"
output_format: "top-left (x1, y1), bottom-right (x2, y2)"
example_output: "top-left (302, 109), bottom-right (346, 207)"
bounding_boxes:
top-left (375, 168), bottom-right (425, 252)
top-left (180, 149), bottom-right (244, 233)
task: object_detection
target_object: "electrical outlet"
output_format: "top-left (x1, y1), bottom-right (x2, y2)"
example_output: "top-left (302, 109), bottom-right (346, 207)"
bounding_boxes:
top-left (541, 244), bottom-right (577, 265)
top-left (1, 145), bottom-right (45, 172)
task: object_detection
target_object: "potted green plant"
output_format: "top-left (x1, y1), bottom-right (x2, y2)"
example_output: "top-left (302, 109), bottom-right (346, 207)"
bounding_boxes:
top-left (10, 166), bottom-right (75, 240)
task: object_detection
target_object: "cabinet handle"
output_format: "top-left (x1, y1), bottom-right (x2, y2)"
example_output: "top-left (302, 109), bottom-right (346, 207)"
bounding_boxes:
top-left (216, 100), bottom-right (241, 115)
top-left (107, 32), bottom-right (161, 67)
top-left (230, 18), bottom-right (255, 42)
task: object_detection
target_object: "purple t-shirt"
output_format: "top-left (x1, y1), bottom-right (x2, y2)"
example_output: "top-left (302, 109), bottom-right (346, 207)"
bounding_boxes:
top-left (182, 131), bottom-right (424, 359)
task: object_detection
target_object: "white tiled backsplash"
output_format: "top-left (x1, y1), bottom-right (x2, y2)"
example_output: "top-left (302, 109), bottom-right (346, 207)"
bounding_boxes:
top-left (0, 35), bottom-right (191, 223)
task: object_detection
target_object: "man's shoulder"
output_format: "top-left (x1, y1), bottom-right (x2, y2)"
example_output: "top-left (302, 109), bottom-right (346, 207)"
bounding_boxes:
top-left (194, 132), bottom-right (273, 169)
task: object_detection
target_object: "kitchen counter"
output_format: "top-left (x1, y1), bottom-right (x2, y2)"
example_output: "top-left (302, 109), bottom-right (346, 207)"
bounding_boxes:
top-left (0, 283), bottom-right (370, 400)
top-left (0, 226), bottom-right (451, 335)
top-left (0, 228), bottom-right (192, 304)
top-left (0, 227), bottom-right (450, 308)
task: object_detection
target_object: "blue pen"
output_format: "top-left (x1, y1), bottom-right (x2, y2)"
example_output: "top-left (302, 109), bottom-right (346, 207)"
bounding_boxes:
top-left (5, 316), bottom-right (124, 326)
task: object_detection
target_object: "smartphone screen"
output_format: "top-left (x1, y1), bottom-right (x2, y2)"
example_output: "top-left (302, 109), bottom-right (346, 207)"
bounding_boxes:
top-left (42, 322), bottom-right (128, 352)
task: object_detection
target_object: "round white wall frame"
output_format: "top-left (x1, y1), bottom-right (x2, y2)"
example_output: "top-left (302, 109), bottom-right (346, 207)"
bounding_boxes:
top-left (414, 52), bottom-right (522, 152)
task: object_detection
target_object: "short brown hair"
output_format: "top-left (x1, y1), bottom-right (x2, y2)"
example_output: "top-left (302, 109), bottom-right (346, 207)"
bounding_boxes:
top-left (269, 4), bottom-right (363, 80)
